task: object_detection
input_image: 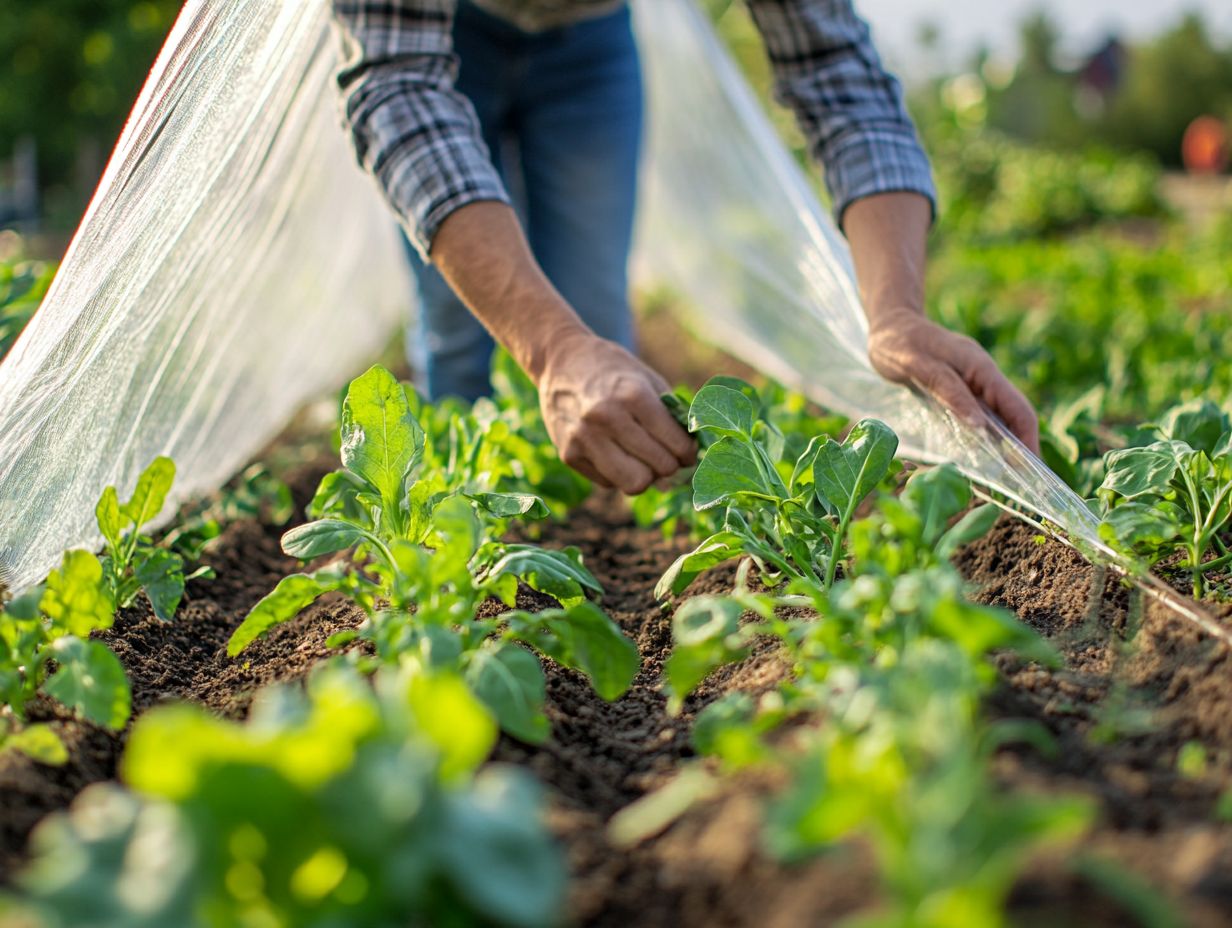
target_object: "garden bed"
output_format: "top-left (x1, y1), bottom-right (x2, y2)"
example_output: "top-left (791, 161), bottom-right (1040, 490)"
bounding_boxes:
top-left (3, 432), bottom-right (1231, 925)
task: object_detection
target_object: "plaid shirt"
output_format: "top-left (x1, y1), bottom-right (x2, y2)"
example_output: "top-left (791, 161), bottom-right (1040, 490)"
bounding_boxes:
top-left (333, 0), bottom-right (936, 260)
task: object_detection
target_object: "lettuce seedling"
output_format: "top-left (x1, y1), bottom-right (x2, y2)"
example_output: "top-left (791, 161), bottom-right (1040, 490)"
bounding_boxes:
top-left (656, 377), bottom-right (897, 598)
top-left (1098, 422), bottom-right (1232, 598)
top-left (228, 365), bottom-right (638, 743)
top-left (10, 663), bottom-right (565, 928)
top-left (0, 549), bottom-right (131, 761)
top-left (96, 456), bottom-right (206, 620)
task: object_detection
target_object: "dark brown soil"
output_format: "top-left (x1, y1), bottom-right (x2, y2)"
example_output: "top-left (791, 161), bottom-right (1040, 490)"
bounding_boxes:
top-left (4, 445), bottom-right (1232, 924)
top-left (958, 516), bottom-right (1232, 928)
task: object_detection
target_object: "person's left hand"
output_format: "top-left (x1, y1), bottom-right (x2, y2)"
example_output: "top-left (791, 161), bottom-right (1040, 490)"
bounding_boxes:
top-left (867, 307), bottom-right (1040, 454)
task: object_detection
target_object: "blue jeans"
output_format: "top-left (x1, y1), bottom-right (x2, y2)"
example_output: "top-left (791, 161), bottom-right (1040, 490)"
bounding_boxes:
top-left (405, 1), bottom-right (643, 401)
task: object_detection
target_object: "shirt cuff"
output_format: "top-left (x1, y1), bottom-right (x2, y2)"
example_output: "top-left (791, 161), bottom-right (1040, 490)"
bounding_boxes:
top-left (385, 147), bottom-right (512, 261)
top-left (823, 129), bottom-right (938, 229)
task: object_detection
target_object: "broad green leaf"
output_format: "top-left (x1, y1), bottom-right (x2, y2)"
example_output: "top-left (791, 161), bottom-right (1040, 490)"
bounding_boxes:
top-left (228, 571), bottom-right (344, 656)
top-left (486, 545), bottom-right (602, 607)
top-left (406, 671), bottom-right (496, 782)
top-left (688, 383), bottom-right (755, 438)
top-left (902, 464), bottom-right (971, 544)
top-left (95, 486), bottom-right (124, 550)
top-left (655, 531), bottom-right (745, 599)
top-left (439, 767), bottom-right (565, 927)
top-left (122, 456), bottom-right (176, 530)
top-left (788, 435), bottom-right (825, 495)
top-left (813, 419), bottom-right (898, 518)
top-left (281, 519), bottom-right (367, 560)
top-left (665, 596), bottom-right (748, 711)
top-left (937, 504), bottom-right (1001, 560)
top-left (1099, 502), bottom-right (1182, 557)
top-left (306, 470), bottom-right (367, 521)
top-left (340, 365), bottom-right (424, 508)
top-left (693, 437), bottom-right (774, 510)
top-left (1099, 441), bottom-right (1186, 501)
top-left (464, 644), bottom-right (549, 744)
top-left (1162, 399), bottom-right (1230, 456)
top-left (42, 638), bottom-right (131, 730)
top-left (509, 601), bottom-right (639, 701)
top-left (41, 550), bottom-right (114, 637)
top-left (468, 492), bottom-right (549, 520)
top-left (5, 584), bottom-right (45, 620)
top-left (133, 548), bottom-right (185, 621)
top-left (5, 723), bottom-right (68, 765)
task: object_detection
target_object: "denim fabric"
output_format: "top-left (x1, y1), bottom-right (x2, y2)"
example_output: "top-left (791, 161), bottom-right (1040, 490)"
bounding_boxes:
top-left (405, 0), bottom-right (642, 401)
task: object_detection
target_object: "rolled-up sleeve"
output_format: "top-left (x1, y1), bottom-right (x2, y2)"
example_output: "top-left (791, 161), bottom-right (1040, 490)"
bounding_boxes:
top-left (744, 0), bottom-right (936, 227)
top-left (332, 0), bottom-right (511, 260)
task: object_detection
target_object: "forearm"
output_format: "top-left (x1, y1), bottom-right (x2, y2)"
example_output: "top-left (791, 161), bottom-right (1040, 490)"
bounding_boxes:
top-left (429, 201), bottom-right (590, 383)
top-left (842, 190), bottom-right (931, 327)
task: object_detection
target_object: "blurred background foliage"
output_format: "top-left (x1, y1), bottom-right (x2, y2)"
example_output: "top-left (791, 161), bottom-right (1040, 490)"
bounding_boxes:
top-left (0, 0), bottom-right (179, 230)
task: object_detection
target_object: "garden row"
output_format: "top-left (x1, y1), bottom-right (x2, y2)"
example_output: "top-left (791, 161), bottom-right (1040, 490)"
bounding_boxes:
top-left (3, 333), bottom-right (1231, 924)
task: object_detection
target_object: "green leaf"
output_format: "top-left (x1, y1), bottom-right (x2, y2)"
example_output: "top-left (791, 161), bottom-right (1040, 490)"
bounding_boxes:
top-left (95, 486), bottom-right (124, 550)
top-left (306, 470), bottom-right (367, 521)
top-left (486, 545), bottom-right (602, 607)
top-left (688, 383), bottom-right (755, 438)
top-left (655, 531), bottom-right (745, 599)
top-left (813, 419), bottom-right (898, 518)
top-left (5, 724), bottom-right (68, 765)
top-left (1161, 400), bottom-right (1230, 457)
top-left (122, 457), bottom-right (176, 530)
top-left (133, 548), bottom-right (185, 621)
top-left (902, 464), bottom-right (971, 545)
top-left (40, 550), bottom-right (114, 637)
top-left (405, 670), bottom-right (496, 783)
top-left (1099, 442), bottom-right (1186, 501)
top-left (665, 596), bottom-right (748, 711)
top-left (281, 519), bottom-right (367, 560)
top-left (1099, 502), bottom-right (1182, 557)
top-left (439, 767), bottom-right (565, 928)
top-left (340, 365), bottom-right (424, 510)
top-left (468, 492), bottom-right (549, 520)
top-left (693, 437), bottom-right (774, 510)
top-left (464, 644), bottom-right (549, 744)
top-left (42, 638), bottom-right (131, 730)
top-left (509, 601), bottom-right (639, 701)
top-left (937, 504), bottom-right (1002, 560)
top-left (228, 570), bottom-right (344, 656)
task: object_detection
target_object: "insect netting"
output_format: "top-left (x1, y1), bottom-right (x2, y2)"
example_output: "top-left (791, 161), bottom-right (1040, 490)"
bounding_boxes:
top-left (0, 0), bottom-right (1123, 599)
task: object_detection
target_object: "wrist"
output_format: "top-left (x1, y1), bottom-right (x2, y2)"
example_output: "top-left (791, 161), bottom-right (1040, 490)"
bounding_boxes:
top-left (865, 303), bottom-right (924, 333)
top-left (520, 313), bottom-right (593, 386)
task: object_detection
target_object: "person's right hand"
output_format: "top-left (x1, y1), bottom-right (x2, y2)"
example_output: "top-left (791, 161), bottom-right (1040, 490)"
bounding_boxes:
top-left (536, 330), bottom-right (696, 494)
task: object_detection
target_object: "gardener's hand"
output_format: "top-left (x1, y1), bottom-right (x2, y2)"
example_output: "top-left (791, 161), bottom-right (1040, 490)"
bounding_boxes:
top-left (537, 330), bottom-right (697, 494)
top-left (868, 308), bottom-right (1040, 454)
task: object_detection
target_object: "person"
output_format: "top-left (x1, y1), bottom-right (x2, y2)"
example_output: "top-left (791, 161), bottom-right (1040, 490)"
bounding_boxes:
top-left (332, 0), bottom-right (1039, 495)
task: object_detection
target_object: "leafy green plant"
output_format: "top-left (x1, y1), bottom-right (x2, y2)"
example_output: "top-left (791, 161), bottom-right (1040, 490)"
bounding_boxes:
top-left (656, 376), bottom-right (897, 598)
top-left (228, 365), bottom-right (638, 743)
top-left (1097, 401), bottom-right (1232, 597)
top-left (0, 254), bottom-right (54, 361)
top-left (163, 463), bottom-right (294, 561)
top-left (0, 550), bottom-right (129, 762)
top-left (96, 456), bottom-right (208, 620)
top-left (7, 662), bottom-right (565, 928)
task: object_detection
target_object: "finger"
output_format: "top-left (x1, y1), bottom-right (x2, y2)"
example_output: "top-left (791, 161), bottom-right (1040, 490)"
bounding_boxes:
top-left (628, 388), bottom-right (698, 466)
top-left (963, 355), bottom-right (1041, 455)
top-left (581, 434), bottom-right (657, 495)
top-left (610, 413), bottom-right (683, 479)
top-left (558, 439), bottom-right (613, 488)
top-left (917, 362), bottom-right (987, 429)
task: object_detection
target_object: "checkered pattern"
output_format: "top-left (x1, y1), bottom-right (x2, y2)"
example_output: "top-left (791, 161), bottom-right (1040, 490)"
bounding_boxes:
top-left (332, 0), bottom-right (936, 259)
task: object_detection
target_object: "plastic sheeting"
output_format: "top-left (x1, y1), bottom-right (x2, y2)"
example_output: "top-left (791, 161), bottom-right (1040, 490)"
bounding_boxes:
top-left (0, 3), bottom-right (408, 590)
top-left (0, 0), bottom-right (1108, 593)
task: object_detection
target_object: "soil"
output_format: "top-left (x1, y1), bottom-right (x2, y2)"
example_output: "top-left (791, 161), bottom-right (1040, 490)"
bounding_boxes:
top-left (3, 321), bottom-right (1231, 923)
top-left (5, 469), bottom-right (1232, 926)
